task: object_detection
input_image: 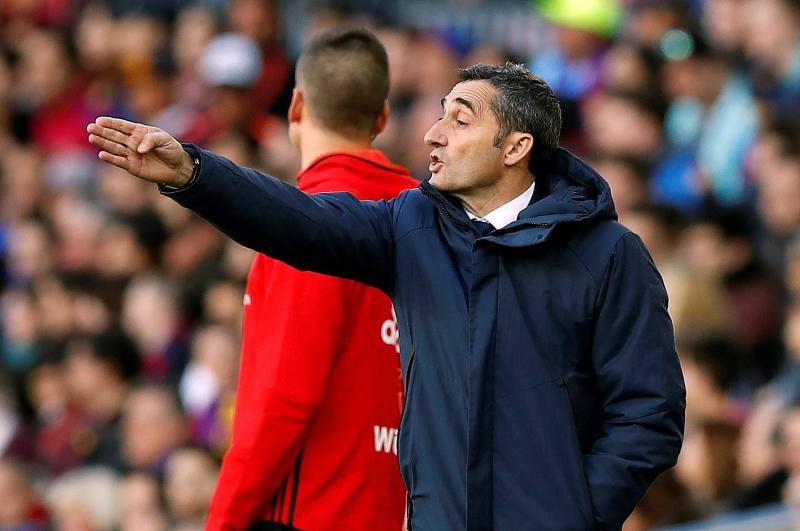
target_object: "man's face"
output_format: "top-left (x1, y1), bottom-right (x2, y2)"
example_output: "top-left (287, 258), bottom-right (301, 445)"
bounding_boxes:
top-left (424, 80), bottom-right (505, 195)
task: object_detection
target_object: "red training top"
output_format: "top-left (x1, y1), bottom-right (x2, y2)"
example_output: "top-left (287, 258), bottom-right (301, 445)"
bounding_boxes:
top-left (206, 150), bottom-right (417, 531)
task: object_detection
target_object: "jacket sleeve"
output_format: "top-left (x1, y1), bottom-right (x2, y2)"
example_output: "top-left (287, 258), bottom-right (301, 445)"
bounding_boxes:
top-left (585, 233), bottom-right (686, 531)
top-left (160, 145), bottom-right (396, 294)
top-left (206, 260), bottom-right (352, 530)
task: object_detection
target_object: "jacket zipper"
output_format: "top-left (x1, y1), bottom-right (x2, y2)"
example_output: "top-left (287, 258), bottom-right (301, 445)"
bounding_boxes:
top-left (419, 186), bottom-right (479, 235)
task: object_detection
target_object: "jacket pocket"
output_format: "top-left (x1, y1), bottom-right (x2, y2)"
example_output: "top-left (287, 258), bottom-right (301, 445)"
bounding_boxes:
top-left (561, 375), bottom-right (599, 527)
top-left (493, 379), bottom-right (597, 530)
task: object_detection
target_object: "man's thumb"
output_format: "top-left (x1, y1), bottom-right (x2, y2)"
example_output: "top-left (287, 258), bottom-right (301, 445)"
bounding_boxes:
top-left (137, 131), bottom-right (169, 154)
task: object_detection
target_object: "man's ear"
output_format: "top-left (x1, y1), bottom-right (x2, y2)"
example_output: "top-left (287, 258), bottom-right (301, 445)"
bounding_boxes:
top-left (373, 100), bottom-right (390, 137)
top-left (287, 88), bottom-right (303, 124)
top-left (503, 132), bottom-right (534, 167)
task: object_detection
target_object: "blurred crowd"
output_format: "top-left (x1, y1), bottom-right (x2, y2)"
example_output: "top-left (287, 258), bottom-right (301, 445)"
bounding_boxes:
top-left (0, 0), bottom-right (798, 529)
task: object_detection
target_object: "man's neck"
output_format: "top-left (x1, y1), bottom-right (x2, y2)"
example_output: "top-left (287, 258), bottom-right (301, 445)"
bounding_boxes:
top-left (457, 171), bottom-right (535, 218)
top-left (299, 127), bottom-right (373, 170)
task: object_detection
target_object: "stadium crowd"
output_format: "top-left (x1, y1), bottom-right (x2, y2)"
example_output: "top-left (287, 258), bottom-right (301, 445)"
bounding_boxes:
top-left (0, 0), bottom-right (798, 529)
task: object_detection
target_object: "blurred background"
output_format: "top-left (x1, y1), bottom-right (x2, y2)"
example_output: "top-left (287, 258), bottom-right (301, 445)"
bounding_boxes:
top-left (0, 0), bottom-right (798, 529)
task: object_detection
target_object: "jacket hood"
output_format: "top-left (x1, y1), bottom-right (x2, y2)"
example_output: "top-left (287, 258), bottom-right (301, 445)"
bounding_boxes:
top-left (420, 147), bottom-right (617, 247)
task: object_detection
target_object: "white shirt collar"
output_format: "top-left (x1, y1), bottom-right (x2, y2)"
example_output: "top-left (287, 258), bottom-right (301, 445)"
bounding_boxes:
top-left (464, 180), bottom-right (536, 229)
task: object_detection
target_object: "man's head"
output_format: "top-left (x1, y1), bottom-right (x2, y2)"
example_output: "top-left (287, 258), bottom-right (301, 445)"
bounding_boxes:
top-left (424, 62), bottom-right (561, 199)
top-left (289, 28), bottom-right (390, 144)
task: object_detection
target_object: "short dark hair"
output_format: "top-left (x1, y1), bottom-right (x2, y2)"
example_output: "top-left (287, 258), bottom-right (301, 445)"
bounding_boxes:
top-left (297, 28), bottom-right (389, 139)
top-left (457, 62), bottom-right (562, 168)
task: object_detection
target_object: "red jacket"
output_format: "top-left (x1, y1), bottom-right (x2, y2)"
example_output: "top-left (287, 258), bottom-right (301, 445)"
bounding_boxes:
top-left (206, 150), bottom-right (417, 531)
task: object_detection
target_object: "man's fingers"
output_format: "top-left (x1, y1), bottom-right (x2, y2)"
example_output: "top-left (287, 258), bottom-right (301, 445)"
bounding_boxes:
top-left (95, 116), bottom-right (137, 134)
top-left (87, 123), bottom-right (130, 146)
top-left (88, 134), bottom-right (129, 157)
top-left (97, 150), bottom-right (130, 170)
top-left (137, 131), bottom-right (172, 154)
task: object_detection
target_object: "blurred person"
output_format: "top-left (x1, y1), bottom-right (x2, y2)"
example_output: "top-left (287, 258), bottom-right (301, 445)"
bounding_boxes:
top-left (227, 0), bottom-right (294, 118)
top-left (161, 217), bottom-right (223, 277)
top-left (623, 0), bottom-right (692, 48)
top-left (659, 40), bottom-right (759, 207)
top-left (64, 328), bottom-right (140, 471)
top-left (624, 206), bottom-right (730, 337)
top-left (0, 143), bottom-right (44, 224)
top-left (23, 356), bottom-right (94, 475)
top-left (780, 406), bottom-right (800, 510)
top-left (205, 28), bottom-right (414, 530)
top-left (408, 35), bottom-right (460, 99)
top-left (590, 155), bottom-right (650, 220)
top-left (6, 220), bottom-right (52, 286)
top-left (31, 276), bottom-right (73, 340)
top-left (531, 0), bottom-right (620, 142)
top-left (164, 447), bottom-right (219, 527)
top-left (702, 0), bottom-right (747, 54)
top-left (184, 33), bottom-right (263, 146)
top-left (46, 466), bottom-right (119, 531)
top-left (201, 279), bottom-right (244, 330)
top-left (679, 335), bottom-right (742, 424)
top-left (623, 470), bottom-right (698, 530)
top-left (0, 460), bottom-right (47, 530)
top-left (757, 152), bottom-right (800, 275)
top-left (675, 418), bottom-right (741, 514)
top-left (121, 276), bottom-right (189, 382)
top-left (88, 57), bottom-right (686, 531)
top-left (118, 472), bottom-right (167, 531)
top-left (582, 89), bottom-right (665, 161)
top-left (0, 289), bottom-right (39, 376)
top-left (179, 325), bottom-right (238, 451)
top-left (49, 194), bottom-right (104, 274)
top-left (680, 214), bottom-right (783, 382)
top-left (10, 29), bottom-right (93, 155)
top-left (120, 384), bottom-right (187, 474)
top-left (732, 391), bottom-right (789, 509)
top-left (742, 0), bottom-right (800, 111)
top-left (94, 219), bottom-right (152, 279)
top-left (601, 42), bottom-right (662, 95)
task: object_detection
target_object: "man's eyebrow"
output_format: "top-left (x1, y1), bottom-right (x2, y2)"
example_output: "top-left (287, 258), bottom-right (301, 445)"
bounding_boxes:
top-left (440, 96), bottom-right (477, 114)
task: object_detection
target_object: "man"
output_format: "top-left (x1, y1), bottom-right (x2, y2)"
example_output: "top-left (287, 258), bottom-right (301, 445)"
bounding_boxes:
top-left (138, 29), bottom-right (415, 530)
top-left (88, 62), bottom-right (686, 530)
top-left (206, 29), bottom-right (413, 531)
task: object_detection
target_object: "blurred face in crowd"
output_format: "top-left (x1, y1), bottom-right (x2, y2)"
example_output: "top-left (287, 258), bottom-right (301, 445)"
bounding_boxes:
top-left (742, 0), bottom-right (800, 69)
top-left (164, 449), bottom-right (219, 522)
top-left (425, 80), bottom-right (529, 199)
top-left (703, 0), bottom-right (745, 52)
top-left (0, 462), bottom-right (33, 527)
top-left (119, 473), bottom-right (166, 531)
top-left (783, 408), bottom-right (800, 475)
top-left (122, 387), bottom-right (186, 469)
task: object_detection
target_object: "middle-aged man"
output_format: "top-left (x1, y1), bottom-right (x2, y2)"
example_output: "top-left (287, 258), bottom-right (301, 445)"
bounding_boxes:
top-left (88, 62), bottom-right (686, 531)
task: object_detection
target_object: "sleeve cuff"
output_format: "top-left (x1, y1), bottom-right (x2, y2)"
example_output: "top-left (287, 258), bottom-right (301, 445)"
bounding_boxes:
top-left (158, 143), bottom-right (202, 195)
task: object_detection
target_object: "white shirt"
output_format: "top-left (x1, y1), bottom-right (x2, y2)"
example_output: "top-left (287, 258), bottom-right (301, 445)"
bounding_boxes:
top-left (464, 180), bottom-right (536, 229)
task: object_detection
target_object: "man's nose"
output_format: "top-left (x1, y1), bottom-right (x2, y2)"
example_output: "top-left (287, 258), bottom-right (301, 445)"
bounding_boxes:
top-left (424, 122), bottom-right (446, 147)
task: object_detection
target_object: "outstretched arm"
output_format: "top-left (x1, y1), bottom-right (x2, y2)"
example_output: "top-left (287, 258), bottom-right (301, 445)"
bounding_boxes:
top-left (87, 117), bottom-right (397, 293)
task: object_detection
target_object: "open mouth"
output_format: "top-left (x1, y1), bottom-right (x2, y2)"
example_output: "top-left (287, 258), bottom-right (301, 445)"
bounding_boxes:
top-left (429, 153), bottom-right (444, 173)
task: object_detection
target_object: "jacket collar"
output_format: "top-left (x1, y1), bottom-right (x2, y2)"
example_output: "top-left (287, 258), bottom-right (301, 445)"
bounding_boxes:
top-left (420, 147), bottom-right (617, 248)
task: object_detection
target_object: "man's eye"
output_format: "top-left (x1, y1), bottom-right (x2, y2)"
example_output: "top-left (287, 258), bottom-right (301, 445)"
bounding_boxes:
top-left (456, 120), bottom-right (467, 126)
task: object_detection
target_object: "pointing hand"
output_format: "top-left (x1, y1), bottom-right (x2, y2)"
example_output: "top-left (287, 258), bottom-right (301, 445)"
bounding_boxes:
top-left (87, 117), bottom-right (194, 188)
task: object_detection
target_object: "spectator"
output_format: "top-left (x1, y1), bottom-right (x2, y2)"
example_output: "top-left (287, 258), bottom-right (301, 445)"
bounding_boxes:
top-left (120, 384), bottom-right (187, 474)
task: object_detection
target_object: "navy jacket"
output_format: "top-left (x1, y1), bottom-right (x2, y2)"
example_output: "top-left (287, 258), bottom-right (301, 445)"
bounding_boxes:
top-left (163, 145), bottom-right (685, 531)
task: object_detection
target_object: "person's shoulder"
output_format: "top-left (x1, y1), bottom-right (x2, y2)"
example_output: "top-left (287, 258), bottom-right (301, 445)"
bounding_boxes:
top-left (564, 219), bottom-right (634, 280)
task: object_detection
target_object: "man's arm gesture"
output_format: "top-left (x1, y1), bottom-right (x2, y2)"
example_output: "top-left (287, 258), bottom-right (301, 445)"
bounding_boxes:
top-left (87, 117), bottom-right (194, 187)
